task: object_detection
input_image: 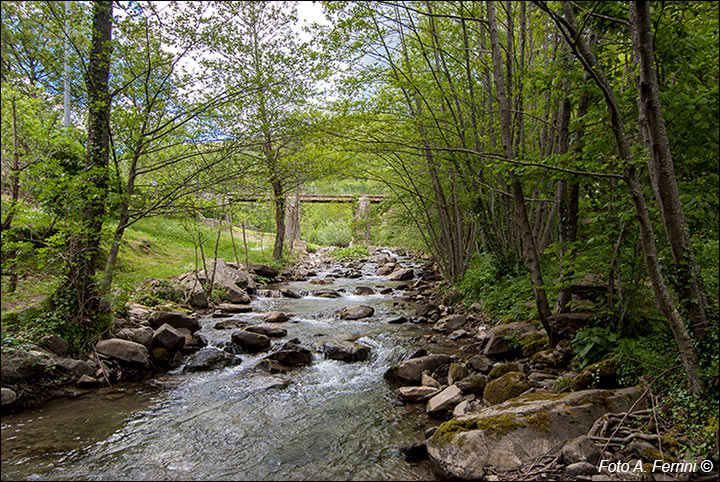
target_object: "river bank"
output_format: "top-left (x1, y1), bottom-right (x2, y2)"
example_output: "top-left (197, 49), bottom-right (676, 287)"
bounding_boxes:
top-left (1, 247), bottom-right (699, 481)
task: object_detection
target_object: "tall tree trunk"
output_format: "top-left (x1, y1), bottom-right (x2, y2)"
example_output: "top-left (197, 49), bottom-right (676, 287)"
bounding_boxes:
top-left (542, 0), bottom-right (705, 396)
top-left (488, 0), bottom-right (555, 345)
top-left (630, 1), bottom-right (708, 338)
top-left (272, 179), bottom-right (285, 260)
top-left (64, 0), bottom-right (113, 321)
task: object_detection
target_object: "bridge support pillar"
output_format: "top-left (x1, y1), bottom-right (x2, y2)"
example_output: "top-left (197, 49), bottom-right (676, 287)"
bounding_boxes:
top-left (284, 191), bottom-right (301, 247)
top-left (353, 195), bottom-right (371, 244)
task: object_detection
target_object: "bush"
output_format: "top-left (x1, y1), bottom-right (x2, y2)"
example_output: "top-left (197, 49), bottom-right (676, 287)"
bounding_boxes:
top-left (329, 246), bottom-right (369, 261)
top-left (307, 220), bottom-right (352, 247)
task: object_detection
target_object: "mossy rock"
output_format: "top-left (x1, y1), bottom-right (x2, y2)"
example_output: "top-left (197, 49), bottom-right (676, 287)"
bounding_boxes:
top-left (483, 371), bottom-right (530, 405)
top-left (488, 362), bottom-right (522, 379)
top-left (571, 357), bottom-right (619, 391)
top-left (521, 338), bottom-right (547, 357)
top-left (457, 373), bottom-right (489, 395)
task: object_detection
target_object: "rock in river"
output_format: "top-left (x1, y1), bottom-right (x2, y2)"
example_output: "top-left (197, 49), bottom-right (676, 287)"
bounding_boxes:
top-left (338, 305), bottom-right (374, 320)
top-left (427, 387), bottom-right (644, 479)
top-left (231, 330), bottom-right (271, 352)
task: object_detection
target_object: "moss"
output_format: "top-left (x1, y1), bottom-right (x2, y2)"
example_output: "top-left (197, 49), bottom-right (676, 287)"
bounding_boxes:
top-left (507, 390), bottom-right (567, 404)
top-left (641, 447), bottom-right (676, 464)
top-left (488, 362), bottom-right (521, 378)
top-left (475, 414), bottom-right (526, 435)
top-left (483, 372), bottom-right (531, 405)
top-left (524, 409), bottom-right (551, 433)
top-left (432, 418), bottom-right (479, 442)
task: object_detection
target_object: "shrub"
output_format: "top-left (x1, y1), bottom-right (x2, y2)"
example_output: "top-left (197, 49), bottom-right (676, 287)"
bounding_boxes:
top-left (330, 246), bottom-right (369, 261)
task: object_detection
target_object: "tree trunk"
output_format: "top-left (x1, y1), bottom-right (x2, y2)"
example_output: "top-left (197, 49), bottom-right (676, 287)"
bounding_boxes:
top-left (544, 1), bottom-right (706, 396)
top-left (272, 179), bottom-right (285, 260)
top-left (488, 0), bottom-right (555, 345)
top-left (630, 0), bottom-right (708, 338)
top-left (64, 0), bottom-right (113, 321)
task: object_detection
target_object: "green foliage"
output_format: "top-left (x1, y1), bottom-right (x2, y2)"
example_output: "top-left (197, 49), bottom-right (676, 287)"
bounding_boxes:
top-left (458, 252), bottom-right (535, 321)
top-left (329, 246), bottom-right (369, 261)
top-left (573, 326), bottom-right (618, 368)
top-left (133, 280), bottom-right (183, 307)
top-left (306, 219), bottom-right (353, 247)
top-left (661, 386), bottom-right (720, 462)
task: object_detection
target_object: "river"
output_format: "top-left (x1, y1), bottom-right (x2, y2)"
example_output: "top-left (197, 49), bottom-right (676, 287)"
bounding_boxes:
top-left (1, 251), bottom-right (440, 480)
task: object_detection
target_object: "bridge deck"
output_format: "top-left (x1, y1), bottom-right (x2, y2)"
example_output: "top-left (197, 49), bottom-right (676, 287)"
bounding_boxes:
top-left (230, 194), bottom-right (386, 203)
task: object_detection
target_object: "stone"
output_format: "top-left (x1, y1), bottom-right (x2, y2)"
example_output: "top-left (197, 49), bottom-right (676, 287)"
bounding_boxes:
top-left (377, 263), bottom-right (397, 276)
top-left (483, 372), bottom-right (531, 405)
top-left (249, 263), bottom-right (280, 279)
top-left (309, 278), bottom-right (332, 285)
top-left (531, 348), bottom-right (569, 368)
top-left (572, 358), bottom-right (620, 391)
top-left (263, 311), bottom-right (289, 323)
top-left (56, 358), bottom-right (95, 377)
top-left (415, 304), bottom-right (433, 317)
top-left (313, 289), bottom-right (340, 298)
top-left (566, 462), bottom-right (598, 476)
top-left (184, 347), bottom-right (241, 372)
top-left (223, 285), bottom-right (252, 304)
top-left (148, 311), bottom-right (201, 332)
top-left (427, 387), bottom-right (644, 479)
top-left (95, 339), bottom-right (150, 368)
top-left (153, 323), bottom-right (186, 352)
top-left (433, 314), bottom-right (467, 333)
top-left (267, 345), bottom-right (313, 367)
top-left (457, 373), bottom-right (490, 395)
top-left (323, 342), bottom-right (370, 362)
top-left (421, 372), bottom-right (442, 388)
top-left (213, 319), bottom-right (246, 330)
top-left (40, 334), bottom-right (69, 356)
top-left (488, 362), bottom-right (523, 379)
top-left (448, 329), bottom-right (470, 340)
top-left (384, 354), bottom-right (452, 386)
top-left (115, 327), bottom-right (153, 349)
top-left (395, 386), bottom-right (441, 403)
top-left (218, 303), bottom-right (253, 313)
top-left (338, 305), bottom-right (374, 320)
top-left (387, 267), bottom-right (414, 281)
top-left (354, 286), bottom-right (375, 295)
top-left (400, 442), bottom-right (428, 462)
top-left (245, 325), bottom-right (287, 338)
top-left (281, 289), bottom-right (302, 299)
top-left (453, 400), bottom-right (472, 417)
top-left (426, 385), bottom-right (463, 418)
top-left (76, 374), bottom-right (98, 388)
top-left (467, 354), bottom-right (494, 373)
top-left (231, 330), bottom-right (271, 352)
top-left (447, 362), bottom-right (468, 385)
top-left (561, 435), bottom-right (601, 465)
top-left (483, 322), bottom-right (537, 358)
top-left (387, 316), bottom-right (408, 324)
top-left (1, 346), bottom-right (57, 380)
top-left (1, 387), bottom-right (18, 405)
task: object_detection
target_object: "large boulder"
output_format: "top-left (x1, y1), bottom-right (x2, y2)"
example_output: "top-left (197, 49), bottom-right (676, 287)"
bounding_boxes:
top-left (263, 311), bottom-right (289, 323)
top-left (395, 386), bottom-right (440, 403)
top-left (95, 339), bottom-right (150, 368)
top-left (433, 314), bottom-right (467, 333)
top-left (387, 267), bottom-right (414, 281)
top-left (313, 289), bottom-right (341, 298)
top-left (245, 325), bottom-right (287, 338)
top-left (323, 342), bottom-right (370, 362)
top-left (483, 322), bottom-right (537, 358)
top-left (266, 343), bottom-right (313, 367)
top-left (177, 258), bottom-right (256, 306)
top-left (218, 303), bottom-right (253, 314)
top-left (231, 330), bottom-right (271, 352)
top-left (249, 264), bottom-right (281, 279)
top-left (56, 358), bottom-right (96, 377)
top-left (153, 323), bottom-right (186, 352)
top-left (483, 371), bottom-right (531, 405)
top-left (427, 387), bottom-right (644, 479)
top-left (148, 311), bottom-right (201, 332)
top-left (1, 387), bottom-right (18, 405)
top-left (115, 327), bottom-right (153, 349)
top-left (384, 354), bottom-right (452, 386)
top-left (426, 385), bottom-right (463, 418)
top-left (338, 305), bottom-right (374, 320)
top-left (1, 346), bottom-right (57, 380)
top-left (184, 347), bottom-right (241, 372)
top-left (457, 373), bottom-right (489, 395)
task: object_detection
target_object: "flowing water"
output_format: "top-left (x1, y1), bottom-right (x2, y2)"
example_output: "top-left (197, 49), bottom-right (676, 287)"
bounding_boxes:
top-left (1, 252), bottom-right (441, 481)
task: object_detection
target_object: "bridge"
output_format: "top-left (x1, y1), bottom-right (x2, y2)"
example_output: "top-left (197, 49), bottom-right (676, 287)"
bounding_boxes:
top-left (230, 193), bottom-right (388, 245)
